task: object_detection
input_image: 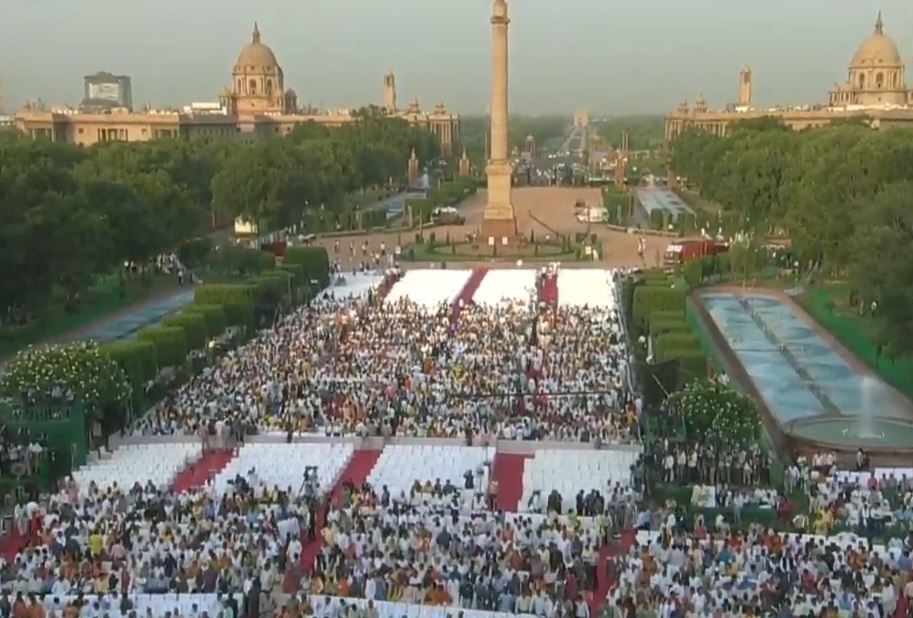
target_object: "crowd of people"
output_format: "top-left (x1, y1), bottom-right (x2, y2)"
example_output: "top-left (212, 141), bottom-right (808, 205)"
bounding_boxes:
top-left (606, 521), bottom-right (913, 618)
top-left (0, 471), bottom-right (313, 600)
top-left (129, 267), bottom-right (635, 445)
top-left (306, 483), bottom-right (603, 617)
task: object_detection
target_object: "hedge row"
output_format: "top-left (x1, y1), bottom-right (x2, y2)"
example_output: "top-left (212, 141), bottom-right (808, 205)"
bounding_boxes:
top-left (632, 272), bottom-right (707, 385)
top-left (195, 284), bottom-right (256, 327)
top-left (137, 326), bottom-right (188, 369)
top-left (285, 246), bottom-right (330, 289)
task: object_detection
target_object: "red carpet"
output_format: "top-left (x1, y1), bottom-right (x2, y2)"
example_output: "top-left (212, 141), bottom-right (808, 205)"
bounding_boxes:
top-left (298, 449), bottom-right (382, 573)
top-left (0, 527), bottom-right (27, 562)
top-left (591, 528), bottom-right (635, 612)
top-left (538, 271), bottom-right (559, 311)
top-left (492, 453), bottom-right (531, 512)
top-left (170, 450), bottom-right (234, 493)
top-left (450, 268), bottom-right (489, 325)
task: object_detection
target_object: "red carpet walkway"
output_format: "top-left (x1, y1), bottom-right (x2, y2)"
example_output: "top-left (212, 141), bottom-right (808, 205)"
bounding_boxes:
top-left (492, 452), bottom-right (531, 512)
top-left (450, 268), bottom-right (489, 326)
top-left (0, 527), bottom-right (27, 563)
top-left (538, 271), bottom-right (559, 311)
top-left (591, 528), bottom-right (635, 613)
top-left (298, 449), bottom-right (382, 573)
top-left (170, 450), bottom-right (234, 494)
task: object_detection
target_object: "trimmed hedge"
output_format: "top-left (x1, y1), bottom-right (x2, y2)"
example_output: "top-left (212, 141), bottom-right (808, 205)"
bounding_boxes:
top-left (655, 333), bottom-right (701, 353)
top-left (184, 304), bottom-right (227, 338)
top-left (258, 269), bottom-right (294, 301)
top-left (99, 340), bottom-right (158, 382)
top-left (278, 262), bottom-right (305, 287)
top-left (632, 286), bottom-right (686, 334)
top-left (194, 284), bottom-right (256, 327)
top-left (137, 326), bottom-right (188, 368)
top-left (162, 312), bottom-right (209, 350)
top-left (284, 246), bottom-right (330, 289)
top-left (650, 317), bottom-right (692, 337)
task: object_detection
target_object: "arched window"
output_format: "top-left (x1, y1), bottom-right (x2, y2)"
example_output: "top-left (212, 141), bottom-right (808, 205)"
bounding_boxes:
top-left (236, 79), bottom-right (242, 93)
top-left (249, 79), bottom-right (257, 94)
top-left (859, 73), bottom-right (866, 89)
top-left (876, 72), bottom-right (884, 88)
top-left (266, 79), bottom-right (273, 96)
top-left (893, 72), bottom-right (899, 87)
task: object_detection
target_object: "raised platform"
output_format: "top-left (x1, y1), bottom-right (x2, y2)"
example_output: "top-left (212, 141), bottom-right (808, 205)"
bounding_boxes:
top-left (480, 216), bottom-right (518, 242)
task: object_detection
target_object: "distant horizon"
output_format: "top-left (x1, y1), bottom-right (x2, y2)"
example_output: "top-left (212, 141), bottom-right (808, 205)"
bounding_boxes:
top-left (2, 0), bottom-right (912, 115)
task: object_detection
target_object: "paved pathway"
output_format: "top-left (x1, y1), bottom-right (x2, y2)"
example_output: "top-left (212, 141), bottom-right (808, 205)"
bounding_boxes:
top-left (68, 288), bottom-right (195, 343)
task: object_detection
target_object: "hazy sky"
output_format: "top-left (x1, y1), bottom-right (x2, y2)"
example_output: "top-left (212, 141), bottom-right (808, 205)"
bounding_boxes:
top-left (1, 0), bottom-right (911, 115)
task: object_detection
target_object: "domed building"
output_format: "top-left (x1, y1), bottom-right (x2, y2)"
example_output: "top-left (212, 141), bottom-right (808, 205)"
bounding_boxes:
top-left (220, 23), bottom-right (298, 116)
top-left (828, 12), bottom-right (908, 107)
top-left (665, 12), bottom-right (913, 143)
top-left (12, 22), bottom-right (460, 151)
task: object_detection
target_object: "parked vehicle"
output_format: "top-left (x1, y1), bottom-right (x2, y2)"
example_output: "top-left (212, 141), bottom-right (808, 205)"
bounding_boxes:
top-left (663, 239), bottom-right (729, 266)
top-left (432, 207), bottom-right (465, 225)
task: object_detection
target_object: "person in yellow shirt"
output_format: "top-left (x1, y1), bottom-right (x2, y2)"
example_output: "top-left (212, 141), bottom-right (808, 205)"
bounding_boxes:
top-left (88, 530), bottom-right (104, 558)
top-left (814, 509), bottom-right (833, 536)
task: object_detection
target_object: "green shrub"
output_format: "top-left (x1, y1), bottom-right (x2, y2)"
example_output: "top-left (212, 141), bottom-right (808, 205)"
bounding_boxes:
top-left (100, 340), bottom-right (158, 381)
top-left (278, 262), bottom-right (305, 286)
top-left (632, 286), bottom-right (686, 334)
top-left (655, 332), bottom-right (702, 354)
top-left (683, 259), bottom-right (704, 290)
top-left (136, 326), bottom-right (188, 368)
top-left (162, 312), bottom-right (209, 350)
top-left (284, 246), bottom-right (330, 288)
top-left (716, 252), bottom-right (732, 274)
top-left (194, 284), bottom-right (256, 327)
top-left (648, 311), bottom-right (689, 337)
top-left (184, 304), bottom-right (227, 338)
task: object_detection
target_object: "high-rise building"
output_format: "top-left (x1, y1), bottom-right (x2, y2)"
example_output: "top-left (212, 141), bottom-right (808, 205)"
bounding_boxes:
top-left (82, 72), bottom-right (133, 111)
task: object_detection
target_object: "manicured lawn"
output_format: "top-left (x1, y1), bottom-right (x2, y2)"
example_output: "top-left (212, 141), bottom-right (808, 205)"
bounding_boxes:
top-left (0, 273), bottom-right (177, 360)
top-left (798, 283), bottom-right (913, 401)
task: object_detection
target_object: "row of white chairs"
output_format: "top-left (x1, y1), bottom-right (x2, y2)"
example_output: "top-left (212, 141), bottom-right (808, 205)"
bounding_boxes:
top-left (43, 593), bottom-right (242, 617)
top-left (367, 445), bottom-right (494, 499)
top-left (385, 269), bottom-right (473, 309)
top-left (520, 449), bottom-right (638, 513)
top-left (211, 442), bottom-right (354, 496)
top-left (556, 269), bottom-right (618, 310)
top-left (311, 595), bottom-right (534, 618)
top-left (472, 269), bottom-right (537, 306)
top-left (72, 443), bottom-right (201, 491)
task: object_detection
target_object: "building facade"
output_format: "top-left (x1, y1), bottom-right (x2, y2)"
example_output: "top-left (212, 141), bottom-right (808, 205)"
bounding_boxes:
top-left (665, 13), bottom-right (913, 141)
top-left (15, 24), bottom-right (461, 155)
top-left (82, 72), bottom-right (133, 112)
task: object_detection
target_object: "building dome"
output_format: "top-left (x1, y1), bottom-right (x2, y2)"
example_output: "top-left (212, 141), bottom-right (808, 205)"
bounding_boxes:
top-left (850, 13), bottom-right (902, 67)
top-left (235, 23), bottom-right (279, 70)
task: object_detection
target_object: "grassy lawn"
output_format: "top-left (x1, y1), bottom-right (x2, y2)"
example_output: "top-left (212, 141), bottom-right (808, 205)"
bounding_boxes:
top-left (798, 282), bottom-right (913, 401)
top-left (0, 273), bottom-right (178, 359)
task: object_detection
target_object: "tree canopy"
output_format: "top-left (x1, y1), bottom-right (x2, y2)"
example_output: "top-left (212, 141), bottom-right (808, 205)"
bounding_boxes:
top-left (671, 119), bottom-right (913, 358)
top-left (0, 114), bottom-right (440, 323)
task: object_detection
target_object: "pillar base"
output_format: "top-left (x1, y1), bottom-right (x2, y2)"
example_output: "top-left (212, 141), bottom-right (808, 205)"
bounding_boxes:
top-left (481, 216), bottom-right (518, 243)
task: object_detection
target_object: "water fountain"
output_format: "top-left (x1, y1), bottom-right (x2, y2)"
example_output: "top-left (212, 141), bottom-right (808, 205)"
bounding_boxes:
top-left (856, 375), bottom-right (886, 441)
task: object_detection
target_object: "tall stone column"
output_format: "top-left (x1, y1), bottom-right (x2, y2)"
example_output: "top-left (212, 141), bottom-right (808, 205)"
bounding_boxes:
top-left (482, 0), bottom-right (517, 240)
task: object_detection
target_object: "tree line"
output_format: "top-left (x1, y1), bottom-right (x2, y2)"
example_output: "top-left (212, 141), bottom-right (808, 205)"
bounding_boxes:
top-left (0, 107), bottom-right (440, 324)
top-left (671, 118), bottom-right (913, 358)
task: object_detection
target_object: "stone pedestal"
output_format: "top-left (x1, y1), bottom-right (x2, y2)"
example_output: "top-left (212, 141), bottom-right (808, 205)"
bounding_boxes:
top-left (481, 216), bottom-right (518, 241)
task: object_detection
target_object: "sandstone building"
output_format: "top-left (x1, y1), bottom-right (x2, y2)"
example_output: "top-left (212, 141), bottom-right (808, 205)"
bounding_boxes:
top-left (15, 24), bottom-right (461, 155)
top-left (665, 13), bottom-right (913, 141)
